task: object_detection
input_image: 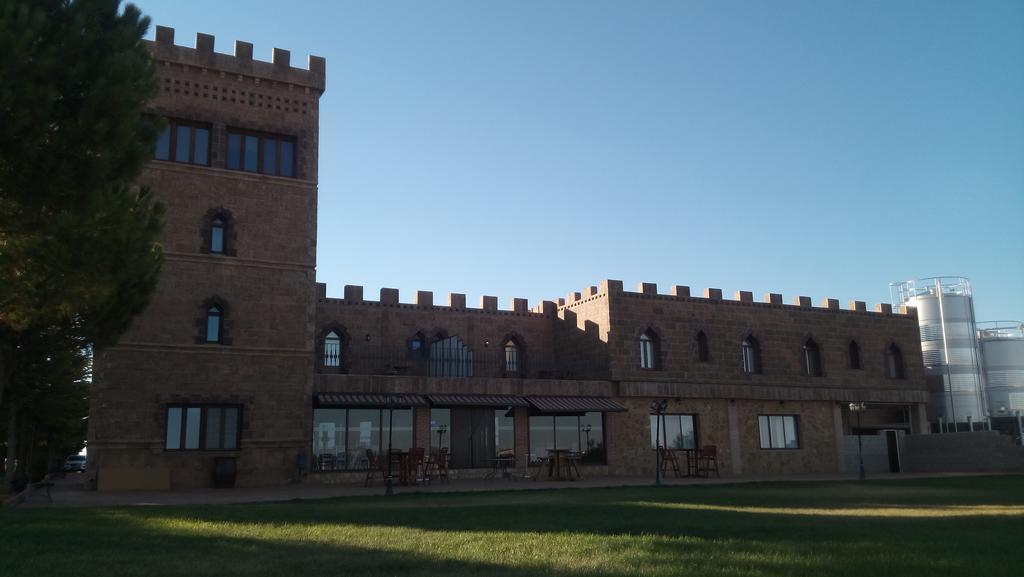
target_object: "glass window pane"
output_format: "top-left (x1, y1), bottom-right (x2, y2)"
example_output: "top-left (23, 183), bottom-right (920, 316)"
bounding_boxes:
top-left (770, 415), bottom-right (785, 448)
top-left (528, 416), bottom-right (554, 464)
top-left (346, 409), bottom-right (381, 470)
top-left (206, 313), bottom-right (220, 342)
top-left (243, 135), bottom-right (258, 172)
top-left (758, 416), bottom-right (770, 449)
top-left (166, 407), bottom-right (182, 449)
top-left (155, 127), bottom-right (171, 160)
top-left (227, 133), bottom-right (241, 169)
top-left (384, 409), bottom-right (413, 451)
top-left (194, 128), bottom-right (209, 165)
top-left (184, 407), bottom-right (201, 449)
top-left (205, 407), bottom-right (222, 449)
top-left (175, 125), bottom-right (191, 162)
top-left (263, 137), bottom-right (277, 175)
top-left (223, 408), bottom-right (239, 450)
top-left (211, 224), bottom-right (224, 253)
top-left (430, 408), bottom-right (451, 453)
top-left (280, 140), bottom-right (294, 177)
top-left (679, 415), bottom-right (696, 450)
top-left (784, 417), bottom-right (798, 449)
top-left (649, 415), bottom-right (661, 449)
top-left (495, 408), bottom-right (515, 457)
top-left (579, 412), bottom-right (604, 463)
top-left (554, 415), bottom-right (579, 452)
top-left (313, 408), bottom-right (346, 467)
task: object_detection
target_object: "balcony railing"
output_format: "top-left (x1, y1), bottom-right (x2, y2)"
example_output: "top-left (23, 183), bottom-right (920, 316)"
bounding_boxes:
top-left (319, 347), bottom-right (609, 380)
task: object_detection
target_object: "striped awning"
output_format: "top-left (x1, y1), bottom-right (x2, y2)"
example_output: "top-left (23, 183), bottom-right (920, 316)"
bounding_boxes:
top-left (427, 394), bottom-right (529, 407)
top-left (315, 393), bottom-right (428, 407)
top-left (526, 396), bottom-right (627, 413)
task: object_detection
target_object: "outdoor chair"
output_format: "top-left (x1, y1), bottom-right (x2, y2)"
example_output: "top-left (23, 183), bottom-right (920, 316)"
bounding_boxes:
top-left (364, 449), bottom-right (385, 487)
top-left (530, 454), bottom-right (550, 481)
top-left (659, 447), bottom-right (682, 478)
top-left (699, 445), bottom-right (720, 478)
top-left (407, 447), bottom-right (427, 484)
top-left (567, 450), bottom-right (583, 480)
top-left (434, 447), bottom-right (450, 484)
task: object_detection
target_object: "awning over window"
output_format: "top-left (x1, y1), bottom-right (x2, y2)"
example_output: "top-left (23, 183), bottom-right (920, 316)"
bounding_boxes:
top-left (315, 393), bottom-right (428, 407)
top-left (426, 394), bottom-right (529, 407)
top-left (526, 396), bottom-right (627, 413)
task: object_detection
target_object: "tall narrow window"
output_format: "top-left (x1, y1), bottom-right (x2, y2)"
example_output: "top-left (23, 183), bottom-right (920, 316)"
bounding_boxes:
top-left (696, 331), bottom-right (709, 362)
top-left (639, 329), bottom-right (658, 370)
top-left (849, 341), bottom-right (862, 370)
top-left (323, 331), bottom-right (341, 367)
top-left (504, 341), bottom-right (519, 375)
top-left (205, 305), bottom-right (222, 343)
top-left (210, 217), bottom-right (225, 253)
top-left (803, 338), bottom-right (822, 376)
top-left (741, 336), bottom-right (761, 374)
top-left (887, 344), bottom-right (904, 379)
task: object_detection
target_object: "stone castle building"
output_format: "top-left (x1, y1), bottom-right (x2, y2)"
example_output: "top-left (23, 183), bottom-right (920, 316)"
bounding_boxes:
top-left (88, 28), bottom-right (929, 489)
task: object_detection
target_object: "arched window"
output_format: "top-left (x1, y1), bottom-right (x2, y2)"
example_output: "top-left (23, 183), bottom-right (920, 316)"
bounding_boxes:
top-left (205, 305), bottom-right (223, 343)
top-left (210, 216), bottom-right (225, 253)
top-left (323, 331), bottom-right (341, 367)
top-left (887, 344), bottom-right (904, 379)
top-left (849, 341), bottom-right (862, 370)
top-left (696, 331), bottom-right (709, 363)
top-left (430, 334), bottom-right (473, 377)
top-left (504, 341), bottom-right (520, 374)
top-left (741, 336), bottom-right (761, 374)
top-left (803, 338), bottom-right (822, 376)
top-left (639, 329), bottom-right (659, 370)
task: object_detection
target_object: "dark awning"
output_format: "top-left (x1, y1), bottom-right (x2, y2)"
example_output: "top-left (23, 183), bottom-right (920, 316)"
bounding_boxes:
top-left (526, 396), bottom-right (627, 413)
top-left (315, 393), bottom-right (428, 407)
top-left (427, 394), bottom-right (529, 407)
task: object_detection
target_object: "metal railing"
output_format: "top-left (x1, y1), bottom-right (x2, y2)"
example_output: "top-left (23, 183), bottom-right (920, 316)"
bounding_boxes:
top-left (977, 321), bottom-right (1024, 340)
top-left (318, 347), bottom-right (609, 380)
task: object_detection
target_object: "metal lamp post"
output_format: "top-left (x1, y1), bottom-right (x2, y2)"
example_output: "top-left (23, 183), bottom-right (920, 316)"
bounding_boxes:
top-left (385, 394), bottom-right (396, 496)
top-left (436, 424), bottom-right (447, 451)
top-left (849, 402), bottom-right (867, 481)
top-left (582, 424), bottom-right (592, 454)
top-left (650, 399), bottom-right (668, 486)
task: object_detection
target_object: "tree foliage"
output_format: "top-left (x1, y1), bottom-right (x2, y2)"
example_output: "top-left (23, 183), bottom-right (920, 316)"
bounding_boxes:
top-left (0, 0), bottom-right (163, 480)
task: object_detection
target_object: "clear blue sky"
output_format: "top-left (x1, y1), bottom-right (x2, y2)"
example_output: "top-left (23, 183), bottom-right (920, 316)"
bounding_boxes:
top-left (142, 0), bottom-right (1023, 321)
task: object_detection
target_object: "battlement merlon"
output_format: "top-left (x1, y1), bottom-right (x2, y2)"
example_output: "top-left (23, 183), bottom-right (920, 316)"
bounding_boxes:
top-left (148, 26), bottom-right (326, 92)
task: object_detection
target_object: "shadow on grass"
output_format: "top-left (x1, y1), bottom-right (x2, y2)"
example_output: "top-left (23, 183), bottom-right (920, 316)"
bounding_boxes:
top-left (2, 477), bottom-right (1021, 577)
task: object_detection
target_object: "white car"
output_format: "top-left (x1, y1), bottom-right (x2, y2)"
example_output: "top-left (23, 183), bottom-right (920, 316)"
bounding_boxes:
top-left (63, 455), bottom-right (87, 473)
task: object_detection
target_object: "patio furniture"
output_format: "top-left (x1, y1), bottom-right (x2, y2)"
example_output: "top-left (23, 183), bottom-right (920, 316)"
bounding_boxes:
top-left (317, 453), bottom-right (336, 472)
top-left (699, 445), bottom-right (720, 478)
top-left (542, 449), bottom-right (578, 481)
top-left (659, 447), bottom-right (682, 478)
top-left (434, 447), bottom-right (450, 484)
top-left (567, 451), bottom-right (584, 480)
top-left (364, 449), bottom-right (384, 487)
top-left (683, 448), bottom-right (700, 477)
top-left (485, 454), bottom-right (515, 480)
top-left (407, 447), bottom-right (427, 484)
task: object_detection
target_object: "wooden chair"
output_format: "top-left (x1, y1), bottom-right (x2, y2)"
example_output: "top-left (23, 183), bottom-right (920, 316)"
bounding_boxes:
top-left (434, 447), bottom-right (450, 484)
top-left (566, 450), bottom-right (583, 480)
top-left (364, 449), bottom-right (384, 486)
top-left (659, 447), bottom-right (682, 478)
top-left (407, 447), bottom-right (426, 484)
top-left (699, 445), bottom-right (720, 478)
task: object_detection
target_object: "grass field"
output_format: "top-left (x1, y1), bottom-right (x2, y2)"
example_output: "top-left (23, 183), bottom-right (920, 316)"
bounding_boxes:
top-left (2, 476), bottom-right (1022, 576)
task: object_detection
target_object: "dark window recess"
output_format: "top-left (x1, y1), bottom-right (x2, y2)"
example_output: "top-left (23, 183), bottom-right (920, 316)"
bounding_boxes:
top-left (696, 331), bottom-right (709, 362)
top-left (849, 341), bottom-right (862, 369)
top-left (165, 405), bottom-right (241, 451)
top-left (226, 129), bottom-right (296, 177)
top-left (887, 344), bottom-right (905, 379)
top-left (803, 338), bottom-right (822, 376)
top-left (155, 119), bottom-right (210, 166)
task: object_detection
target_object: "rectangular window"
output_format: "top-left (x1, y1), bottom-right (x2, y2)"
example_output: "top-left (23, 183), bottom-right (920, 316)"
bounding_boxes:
top-left (758, 415), bottom-right (799, 449)
top-left (650, 414), bottom-right (697, 450)
top-left (165, 405), bottom-right (241, 451)
top-left (495, 408), bottom-right (515, 457)
top-left (430, 408), bottom-right (451, 453)
top-left (528, 412), bottom-right (605, 465)
top-left (154, 119), bottom-right (211, 166)
top-left (226, 128), bottom-right (297, 177)
top-left (311, 407), bottom-right (415, 471)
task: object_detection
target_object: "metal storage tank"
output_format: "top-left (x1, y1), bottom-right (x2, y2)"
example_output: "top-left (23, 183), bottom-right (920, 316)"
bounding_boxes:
top-left (978, 321), bottom-right (1024, 417)
top-left (891, 277), bottom-right (987, 428)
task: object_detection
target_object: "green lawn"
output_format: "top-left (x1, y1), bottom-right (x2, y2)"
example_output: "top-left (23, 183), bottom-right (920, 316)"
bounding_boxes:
top-left (2, 476), bottom-right (1022, 576)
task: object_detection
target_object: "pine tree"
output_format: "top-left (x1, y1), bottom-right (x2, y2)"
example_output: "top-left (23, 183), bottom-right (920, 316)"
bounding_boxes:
top-left (0, 0), bottom-right (164, 480)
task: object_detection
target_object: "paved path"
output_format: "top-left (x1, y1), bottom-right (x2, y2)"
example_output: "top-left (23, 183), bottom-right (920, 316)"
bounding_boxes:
top-left (19, 471), bottom-right (1004, 509)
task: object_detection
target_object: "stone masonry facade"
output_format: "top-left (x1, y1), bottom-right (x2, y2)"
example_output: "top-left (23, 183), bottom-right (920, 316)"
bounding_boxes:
top-left (88, 28), bottom-right (929, 489)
